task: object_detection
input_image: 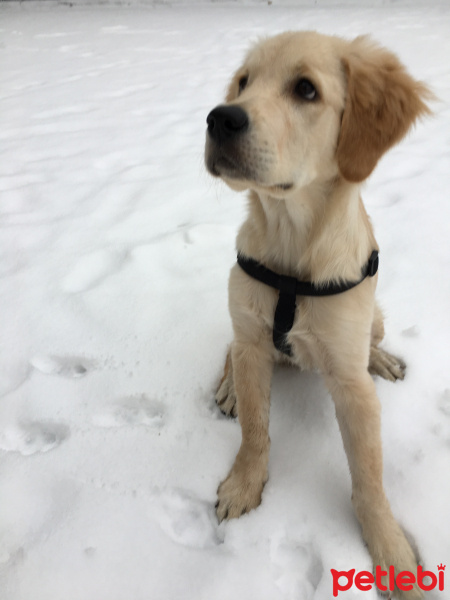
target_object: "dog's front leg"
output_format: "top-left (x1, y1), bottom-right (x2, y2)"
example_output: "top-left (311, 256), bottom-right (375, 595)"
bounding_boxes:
top-left (327, 372), bottom-right (422, 599)
top-left (216, 339), bottom-right (273, 521)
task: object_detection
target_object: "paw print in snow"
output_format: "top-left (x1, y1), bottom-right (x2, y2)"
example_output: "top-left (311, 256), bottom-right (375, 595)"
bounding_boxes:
top-left (0, 421), bottom-right (69, 456)
top-left (150, 488), bottom-right (223, 549)
top-left (92, 395), bottom-right (165, 429)
top-left (30, 354), bottom-right (93, 378)
top-left (270, 536), bottom-right (323, 600)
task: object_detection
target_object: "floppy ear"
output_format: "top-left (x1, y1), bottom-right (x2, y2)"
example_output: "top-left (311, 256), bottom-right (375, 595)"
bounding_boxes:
top-left (337, 37), bottom-right (432, 183)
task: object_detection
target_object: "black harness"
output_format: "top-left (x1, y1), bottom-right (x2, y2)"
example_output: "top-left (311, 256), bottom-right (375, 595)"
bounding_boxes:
top-left (237, 250), bottom-right (379, 357)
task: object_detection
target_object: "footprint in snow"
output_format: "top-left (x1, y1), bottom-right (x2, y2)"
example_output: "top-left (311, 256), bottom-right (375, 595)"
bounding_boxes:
top-left (30, 354), bottom-right (93, 378)
top-left (270, 537), bottom-right (323, 600)
top-left (92, 395), bottom-right (165, 429)
top-left (62, 249), bottom-right (127, 293)
top-left (150, 488), bottom-right (223, 549)
top-left (0, 421), bottom-right (69, 456)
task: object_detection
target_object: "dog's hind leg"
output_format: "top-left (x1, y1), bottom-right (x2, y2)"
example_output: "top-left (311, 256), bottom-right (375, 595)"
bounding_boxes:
top-left (215, 349), bottom-right (237, 417)
top-left (369, 303), bottom-right (406, 381)
top-left (369, 346), bottom-right (406, 381)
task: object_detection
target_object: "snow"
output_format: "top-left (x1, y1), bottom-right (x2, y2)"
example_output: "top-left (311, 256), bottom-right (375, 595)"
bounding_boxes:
top-left (0, 2), bottom-right (449, 599)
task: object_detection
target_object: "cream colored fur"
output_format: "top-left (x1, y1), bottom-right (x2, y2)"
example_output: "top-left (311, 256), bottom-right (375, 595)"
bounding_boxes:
top-left (205, 31), bottom-right (431, 600)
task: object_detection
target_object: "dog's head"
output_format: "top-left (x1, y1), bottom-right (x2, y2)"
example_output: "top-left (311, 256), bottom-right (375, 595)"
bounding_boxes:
top-left (205, 31), bottom-right (431, 196)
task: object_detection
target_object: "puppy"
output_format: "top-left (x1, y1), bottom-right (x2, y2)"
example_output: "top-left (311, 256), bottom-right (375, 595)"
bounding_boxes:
top-left (205, 31), bottom-right (431, 599)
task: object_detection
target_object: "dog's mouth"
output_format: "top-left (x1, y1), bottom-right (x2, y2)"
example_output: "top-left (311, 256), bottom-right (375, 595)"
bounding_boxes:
top-left (210, 155), bottom-right (243, 178)
top-left (271, 182), bottom-right (293, 192)
top-left (207, 150), bottom-right (293, 194)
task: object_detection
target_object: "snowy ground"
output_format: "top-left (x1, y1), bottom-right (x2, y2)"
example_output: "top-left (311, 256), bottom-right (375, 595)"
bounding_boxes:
top-left (1, 3), bottom-right (449, 600)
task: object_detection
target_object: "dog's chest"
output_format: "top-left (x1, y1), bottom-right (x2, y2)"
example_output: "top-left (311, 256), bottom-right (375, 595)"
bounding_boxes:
top-left (283, 298), bottom-right (323, 370)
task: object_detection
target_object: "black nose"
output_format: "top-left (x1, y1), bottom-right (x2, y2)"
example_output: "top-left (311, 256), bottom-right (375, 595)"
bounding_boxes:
top-left (206, 105), bottom-right (249, 142)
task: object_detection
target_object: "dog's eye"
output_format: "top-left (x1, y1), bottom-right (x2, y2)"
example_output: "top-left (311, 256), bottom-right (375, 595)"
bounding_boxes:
top-left (238, 75), bottom-right (248, 94)
top-left (294, 78), bottom-right (317, 101)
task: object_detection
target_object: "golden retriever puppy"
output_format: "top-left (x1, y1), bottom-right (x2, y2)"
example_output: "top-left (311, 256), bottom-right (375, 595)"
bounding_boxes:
top-left (205, 31), bottom-right (431, 599)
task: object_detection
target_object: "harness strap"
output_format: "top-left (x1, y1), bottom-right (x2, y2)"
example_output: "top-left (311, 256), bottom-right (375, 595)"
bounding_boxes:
top-left (237, 250), bottom-right (379, 357)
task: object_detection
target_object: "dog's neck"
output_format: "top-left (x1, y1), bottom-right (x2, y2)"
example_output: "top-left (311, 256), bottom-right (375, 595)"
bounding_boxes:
top-left (236, 177), bottom-right (377, 284)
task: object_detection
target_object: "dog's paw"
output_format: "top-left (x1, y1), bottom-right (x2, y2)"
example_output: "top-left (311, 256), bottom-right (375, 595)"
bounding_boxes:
top-left (370, 526), bottom-right (423, 600)
top-left (368, 346), bottom-right (406, 382)
top-left (215, 369), bottom-right (237, 417)
top-left (216, 472), bottom-right (265, 521)
top-left (375, 563), bottom-right (424, 600)
top-left (216, 450), bottom-right (268, 521)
